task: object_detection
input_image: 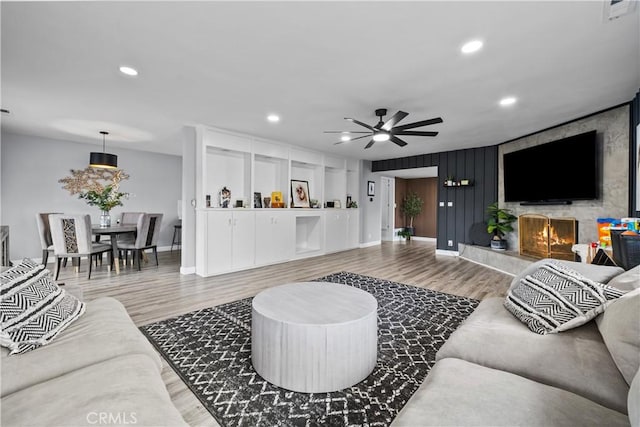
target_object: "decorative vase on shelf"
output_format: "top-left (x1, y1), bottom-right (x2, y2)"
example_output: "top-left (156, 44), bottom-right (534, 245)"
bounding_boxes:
top-left (100, 210), bottom-right (111, 228)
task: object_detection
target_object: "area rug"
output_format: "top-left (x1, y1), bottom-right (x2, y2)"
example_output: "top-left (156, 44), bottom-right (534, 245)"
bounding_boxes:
top-left (140, 272), bottom-right (479, 426)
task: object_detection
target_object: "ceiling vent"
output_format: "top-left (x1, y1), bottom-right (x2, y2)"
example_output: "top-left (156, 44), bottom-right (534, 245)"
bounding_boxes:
top-left (603, 0), bottom-right (637, 21)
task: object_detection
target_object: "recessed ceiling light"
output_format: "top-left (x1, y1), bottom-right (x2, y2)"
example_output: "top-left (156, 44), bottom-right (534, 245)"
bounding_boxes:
top-left (341, 135), bottom-right (351, 142)
top-left (119, 66), bottom-right (138, 76)
top-left (267, 114), bottom-right (280, 123)
top-left (461, 40), bottom-right (483, 54)
top-left (499, 97), bottom-right (517, 107)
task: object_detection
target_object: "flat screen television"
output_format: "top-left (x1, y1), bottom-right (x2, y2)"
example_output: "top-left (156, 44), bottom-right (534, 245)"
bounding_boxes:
top-left (503, 130), bottom-right (598, 204)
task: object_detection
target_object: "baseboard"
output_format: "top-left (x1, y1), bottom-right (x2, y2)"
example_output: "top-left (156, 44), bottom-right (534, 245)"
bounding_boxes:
top-left (180, 266), bottom-right (196, 275)
top-left (410, 236), bottom-right (436, 242)
top-left (360, 240), bottom-right (381, 248)
top-left (435, 249), bottom-right (459, 257)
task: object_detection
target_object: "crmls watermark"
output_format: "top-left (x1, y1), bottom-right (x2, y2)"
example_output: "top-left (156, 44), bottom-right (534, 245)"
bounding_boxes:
top-left (86, 412), bottom-right (137, 425)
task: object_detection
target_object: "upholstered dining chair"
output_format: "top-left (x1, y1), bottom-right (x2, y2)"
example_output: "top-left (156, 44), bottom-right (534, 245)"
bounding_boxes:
top-left (116, 213), bottom-right (163, 271)
top-left (35, 212), bottom-right (61, 266)
top-left (49, 213), bottom-right (113, 280)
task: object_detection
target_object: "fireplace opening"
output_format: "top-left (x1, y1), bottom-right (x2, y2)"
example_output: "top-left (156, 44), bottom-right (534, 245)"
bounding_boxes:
top-left (519, 214), bottom-right (578, 261)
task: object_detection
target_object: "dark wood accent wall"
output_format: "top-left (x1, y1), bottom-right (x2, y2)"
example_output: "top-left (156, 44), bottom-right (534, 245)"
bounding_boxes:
top-left (395, 177), bottom-right (438, 238)
top-left (372, 146), bottom-right (498, 251)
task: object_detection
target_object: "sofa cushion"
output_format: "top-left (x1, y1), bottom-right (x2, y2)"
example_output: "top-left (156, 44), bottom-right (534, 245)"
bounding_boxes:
top-left (504, 261), bottom-right (627, 334)
top-left (606, 265), bottom-right (640, 291)
top-left (391, 358), bottom-right (629, 427)
top-left (508, 258), bottom-right (624, 291)
top-left (596, 288), bottom-right (640, 386)
top-left (0, 296), bottom-right (161, 397)
top-left (630, 369), bottom-right (640, 427)
top-left (436, 297), bottom-right (630, 413)
top-left (0, 354), bottom-right (188, 427)
top-left (0, 258), bottom-right (85, 355)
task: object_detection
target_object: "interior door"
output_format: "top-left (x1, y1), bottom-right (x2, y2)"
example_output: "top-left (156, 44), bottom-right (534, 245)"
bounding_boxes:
top-left (380, 176), bottom-right (395, 241)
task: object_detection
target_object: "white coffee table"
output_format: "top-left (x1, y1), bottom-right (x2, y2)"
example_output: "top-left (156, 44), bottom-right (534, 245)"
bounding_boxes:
top-left (251, 282), bottom-right (378, 393)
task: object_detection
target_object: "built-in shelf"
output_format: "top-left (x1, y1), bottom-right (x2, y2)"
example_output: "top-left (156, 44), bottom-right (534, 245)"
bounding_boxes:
top-left (443, 180), bottom-right (474, 188)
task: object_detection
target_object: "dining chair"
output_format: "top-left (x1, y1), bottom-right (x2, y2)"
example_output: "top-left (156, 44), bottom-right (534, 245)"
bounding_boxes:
top-left (116, 213), bottom-right (163, 271)
top-left (35, 212), bottom-right (61, 266)
top-left (49, 213), bottom-right (113, 280)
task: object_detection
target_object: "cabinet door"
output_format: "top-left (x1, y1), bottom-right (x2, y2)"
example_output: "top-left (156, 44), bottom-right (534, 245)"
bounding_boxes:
top-left (232, 211), bottom-right (255, 269)
top-left (325, 211), bottom-right (348, 253)
top-left (255, 211), bottom-right (294, 265)
top-left (206, 211), bottom-right (233, 274)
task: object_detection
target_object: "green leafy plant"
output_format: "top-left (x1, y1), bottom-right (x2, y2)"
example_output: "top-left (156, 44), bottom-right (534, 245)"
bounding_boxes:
top-left (486, 202), bottom-right (517, 240)
top-left (79, 185), bottom-right (128, 212)
top-left (397, 229), bottom-right (412, 240)
top-left (401, 191), bottom-right (424, 228)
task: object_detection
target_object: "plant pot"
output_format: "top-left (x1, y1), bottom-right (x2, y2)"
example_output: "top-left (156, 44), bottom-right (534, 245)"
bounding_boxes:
top-left (405, 226), bottom-right (415, 236)
top-left (491, 238), bottom-right (507, 251)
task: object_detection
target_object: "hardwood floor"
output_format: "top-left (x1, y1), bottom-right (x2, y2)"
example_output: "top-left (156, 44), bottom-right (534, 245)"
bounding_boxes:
top-left (56, 240), bottom-right (514, 427)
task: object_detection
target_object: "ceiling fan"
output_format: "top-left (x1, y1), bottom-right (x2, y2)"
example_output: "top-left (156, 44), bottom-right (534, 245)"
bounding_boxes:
top-left (325, 108), bottom-right (443, 149)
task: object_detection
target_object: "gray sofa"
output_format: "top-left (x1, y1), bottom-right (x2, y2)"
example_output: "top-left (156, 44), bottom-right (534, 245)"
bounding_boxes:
top-left (393, 260), bottom-right (640, 427)
top-left (1, 295), bottom-right (188, 427)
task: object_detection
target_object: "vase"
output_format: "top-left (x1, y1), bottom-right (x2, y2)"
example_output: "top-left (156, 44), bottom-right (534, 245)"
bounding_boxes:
top-left (100, 210), bottom-right (111, 228)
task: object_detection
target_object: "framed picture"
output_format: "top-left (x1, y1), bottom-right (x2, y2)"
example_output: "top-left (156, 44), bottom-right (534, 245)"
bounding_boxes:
top-left (254, 192), bottom-right (262, 208)
top-left (291, 179), bottom-right (310, 208)
top-left (367, 180), bottom-right (375, 197)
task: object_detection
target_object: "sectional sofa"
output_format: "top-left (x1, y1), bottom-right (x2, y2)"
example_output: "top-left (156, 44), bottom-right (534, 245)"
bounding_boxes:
top-left (392, 260), bottom-right (640, 427)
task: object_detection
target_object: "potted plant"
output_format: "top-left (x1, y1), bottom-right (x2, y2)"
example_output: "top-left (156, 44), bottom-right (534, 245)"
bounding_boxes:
top-left (401, 191), bottom-right (424, 236)
top-left (486, 202), bottom-right (517, 250)
top-left (397, 229), bottom-right (412, 241)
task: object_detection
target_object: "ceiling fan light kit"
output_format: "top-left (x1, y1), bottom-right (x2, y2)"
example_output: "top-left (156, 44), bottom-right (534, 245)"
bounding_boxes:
top-left (327, 108), bottom-right (443, 149)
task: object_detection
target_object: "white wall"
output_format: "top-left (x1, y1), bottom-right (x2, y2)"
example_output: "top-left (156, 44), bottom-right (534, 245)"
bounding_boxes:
top-left (360, 160), bottom-right (381, 245)
top-left (0, 132), bottom-right (182, 261)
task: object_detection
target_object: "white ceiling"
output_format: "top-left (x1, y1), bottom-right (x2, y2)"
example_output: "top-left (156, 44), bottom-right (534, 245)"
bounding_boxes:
top-left (1, 1), bottom-right (639, 161)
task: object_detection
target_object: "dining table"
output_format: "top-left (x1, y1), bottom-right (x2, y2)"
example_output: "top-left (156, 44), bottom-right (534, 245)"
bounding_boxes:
top-left (92, 224), bottom-right (136, 274)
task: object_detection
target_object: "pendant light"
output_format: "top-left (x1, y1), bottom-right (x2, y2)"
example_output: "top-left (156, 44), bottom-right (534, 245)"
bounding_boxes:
top-left (89, 131), bottom-right (117, 169)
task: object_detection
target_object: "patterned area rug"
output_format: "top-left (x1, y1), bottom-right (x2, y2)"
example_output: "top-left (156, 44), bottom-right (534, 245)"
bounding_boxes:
top-left (140, 272), bottom-right (479, 426)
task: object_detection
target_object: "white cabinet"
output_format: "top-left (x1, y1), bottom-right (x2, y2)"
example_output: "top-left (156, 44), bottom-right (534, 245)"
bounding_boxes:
top-left (325, 210), bottom-right (348, 253)
top-left (198, 210), bottom-right (255, 275)
top-left (255, 211), bottom-right (295, 266)
top-left (346, 210), bottom-right (360, 249)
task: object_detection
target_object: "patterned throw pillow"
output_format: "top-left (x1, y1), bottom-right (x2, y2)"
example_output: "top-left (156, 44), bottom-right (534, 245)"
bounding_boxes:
top-left (1, 258), bottom-right (85, 355)
top-left (504, 261), bottom-right (627, 334)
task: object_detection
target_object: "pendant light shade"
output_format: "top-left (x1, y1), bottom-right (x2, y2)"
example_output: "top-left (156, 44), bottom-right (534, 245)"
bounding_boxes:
top-left (89, 131), bottom-right (117, 169)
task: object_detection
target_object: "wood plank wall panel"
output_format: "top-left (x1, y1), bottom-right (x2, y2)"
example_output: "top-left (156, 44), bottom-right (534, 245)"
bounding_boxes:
top-left (372, 146), bottom-right (498, 251)
top-left (395, 178), bottom-right (408, 228)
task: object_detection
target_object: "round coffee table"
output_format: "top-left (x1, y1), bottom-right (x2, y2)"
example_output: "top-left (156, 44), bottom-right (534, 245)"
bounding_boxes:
top-left (251, 282), bottom-right (378, 393)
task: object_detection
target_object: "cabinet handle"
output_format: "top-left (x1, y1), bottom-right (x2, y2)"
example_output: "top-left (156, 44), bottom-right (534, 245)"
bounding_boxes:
top-left (228, 218), bottom-right (232, 226)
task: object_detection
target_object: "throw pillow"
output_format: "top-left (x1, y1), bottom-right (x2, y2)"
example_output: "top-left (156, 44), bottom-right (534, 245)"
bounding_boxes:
top-left (504, 261), bottom-right (627, 334)
top-left (1, 258), bottom-right (85, 355)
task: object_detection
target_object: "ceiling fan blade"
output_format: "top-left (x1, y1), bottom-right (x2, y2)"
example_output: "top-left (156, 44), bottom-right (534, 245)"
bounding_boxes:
top-left (324, 131), bottom-right (371, 134)
top-left (381, 111), bottom-right (409, 131)
top-left (390, 135), bottom-right (408, 147)
top-left (394, 130), bottom-right (439, 137)
top-left (392, 117), bottom-right (443, 132)
top-left (364, 139), bottom-right (375, 149)
top-left (346, 118), bottom-right (376, 131)
top-left (333, 134), bottom-right (372, 145)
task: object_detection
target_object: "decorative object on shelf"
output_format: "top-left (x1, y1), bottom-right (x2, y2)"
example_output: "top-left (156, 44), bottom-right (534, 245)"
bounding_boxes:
top-left (89, 131), bottom-right (118, 169)
top-left (446, 175), bottom-right (455, 186)
top-left (263, 196), bottom-right (271, 208)
top-left (326, 201), bottom-right (335, 208)
top-left (254, 192), bottom-right (262, 208)
top-left (367, 181), bottom-right (375, 197)
top-left (486, 202), bottom-right (517, 251)
top-left (220, 187), bottom-right (231, 208)
top-left (401, 191), bottom-right (423, 236)
top-left (206, 194), bottom-right (211, 208)
top-left (310, 199), bottom-right (320, 208)
top-left (460, 179), bottom-right (470, 186)
top-left (271, 191), bottom-right (284, 208)
top-left (291, 179), bottom-right (310, 208)
top-left (235, 200), bottom-right (243, 208)
top-left (334, 200), bottom-right (341, 208)
top-left (347, 195), bottom-right (352, 206)
top-left (59, 167), bottom-right (129, 228)
top-left (347, 200), bottom-right (358, 208)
